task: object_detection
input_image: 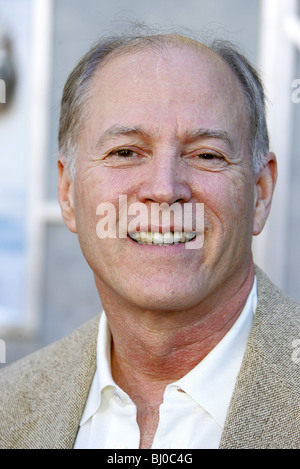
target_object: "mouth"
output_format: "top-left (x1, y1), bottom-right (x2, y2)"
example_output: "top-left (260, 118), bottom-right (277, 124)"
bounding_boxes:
top-left (128, 231), bottom-right (197, 246)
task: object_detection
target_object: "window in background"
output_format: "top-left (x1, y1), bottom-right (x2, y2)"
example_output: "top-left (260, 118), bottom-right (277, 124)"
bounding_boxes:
top-left (0, 0), bottom-right (52, 336)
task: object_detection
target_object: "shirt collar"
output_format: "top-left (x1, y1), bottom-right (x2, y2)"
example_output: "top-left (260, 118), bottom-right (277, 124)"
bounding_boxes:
top-left (80, 277), bottom-right (257, 427)
top-left (79, 309), bottom-right (116, 426)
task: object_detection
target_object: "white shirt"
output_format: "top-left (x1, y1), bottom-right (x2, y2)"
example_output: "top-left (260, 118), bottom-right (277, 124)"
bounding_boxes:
top-left (74, 278), bottom-right (257, 449)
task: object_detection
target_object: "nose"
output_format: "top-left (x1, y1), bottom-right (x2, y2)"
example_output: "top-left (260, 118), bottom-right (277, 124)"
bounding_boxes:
top-left (137, 151), bottom-right (192, 205)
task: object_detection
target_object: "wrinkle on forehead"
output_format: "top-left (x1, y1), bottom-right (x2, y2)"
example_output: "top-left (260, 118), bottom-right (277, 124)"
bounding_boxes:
top-left (92, 44), bottom-right (248, 120)
top-left (84, 40), bottom-right (251, 160)
top-left (91, 37), bottom-right (246, 104)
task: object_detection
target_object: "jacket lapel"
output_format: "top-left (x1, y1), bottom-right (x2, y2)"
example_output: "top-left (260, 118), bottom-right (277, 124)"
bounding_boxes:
top-left (220, 266), bottom-right (300, 449)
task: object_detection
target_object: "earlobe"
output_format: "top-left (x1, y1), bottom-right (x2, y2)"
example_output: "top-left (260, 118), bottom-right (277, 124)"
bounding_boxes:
top-left (253, 152), bottom-right (277, 236)
top-left (58, 158), bottom-right (77, 233)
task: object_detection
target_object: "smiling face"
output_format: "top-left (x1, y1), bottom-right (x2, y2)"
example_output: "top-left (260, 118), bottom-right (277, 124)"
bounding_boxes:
top-left (58, 43), bottom-right (275, 314)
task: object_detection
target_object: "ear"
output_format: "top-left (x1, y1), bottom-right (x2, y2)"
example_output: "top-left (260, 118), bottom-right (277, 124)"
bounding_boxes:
top-left (253, 152), bottom-right (277, 236)
top-left (58, 157), bottom-right (77, 233)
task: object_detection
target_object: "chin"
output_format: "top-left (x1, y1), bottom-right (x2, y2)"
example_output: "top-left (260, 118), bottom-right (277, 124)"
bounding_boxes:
top-left (124, 283), bottom-right (202, 312)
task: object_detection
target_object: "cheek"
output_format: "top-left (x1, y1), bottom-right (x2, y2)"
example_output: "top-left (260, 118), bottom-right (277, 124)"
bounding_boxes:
top-left (194, 172), bottom-right (254, 233)
top-left (73, 177), bottom-right (105, 250)
top-left (73, 168), bottom-right (135, 248)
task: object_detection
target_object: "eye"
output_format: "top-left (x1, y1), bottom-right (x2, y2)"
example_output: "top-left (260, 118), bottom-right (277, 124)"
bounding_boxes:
top-left (185, 150), bottom-right (228, 170)
top-left (196, 152), bottom-right (224, 160)
top-left (111, 149), bottom-right (136, 158)
top-left (103, 147), bottom-right (145, 167)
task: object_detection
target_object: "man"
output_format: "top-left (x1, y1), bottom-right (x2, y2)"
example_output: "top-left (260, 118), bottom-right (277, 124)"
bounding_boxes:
top-left (0, 31), bottom-right (299, 449)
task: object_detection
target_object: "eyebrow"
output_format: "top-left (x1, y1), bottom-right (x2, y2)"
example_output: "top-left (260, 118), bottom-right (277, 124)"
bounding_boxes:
top-left (95, 125), bottom-right (235, 152)
top-left (95, 125), bottom-right (147, 150)
top-left (184, 128), bottom-right (235, 152)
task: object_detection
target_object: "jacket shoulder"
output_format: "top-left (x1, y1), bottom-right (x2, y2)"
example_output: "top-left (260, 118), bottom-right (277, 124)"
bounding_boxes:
top-left (255, 264), bottom-right (300, 315)
top-left (220, 266), bottom-right (300, 449)
top-left (0, 315), bottom-right (100, 430)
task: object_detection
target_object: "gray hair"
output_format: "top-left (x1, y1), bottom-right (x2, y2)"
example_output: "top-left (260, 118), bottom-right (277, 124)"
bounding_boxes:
top-left (58, 31), bottom-right (269, 177)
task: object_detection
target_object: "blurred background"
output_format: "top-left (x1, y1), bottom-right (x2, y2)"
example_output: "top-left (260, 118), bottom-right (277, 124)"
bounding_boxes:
top-left (0, 0), bottom-right (299, 364)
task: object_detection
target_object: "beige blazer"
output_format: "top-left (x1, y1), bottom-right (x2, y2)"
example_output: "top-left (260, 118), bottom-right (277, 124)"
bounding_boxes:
top-left (0, 266), bottom-right (299, 449)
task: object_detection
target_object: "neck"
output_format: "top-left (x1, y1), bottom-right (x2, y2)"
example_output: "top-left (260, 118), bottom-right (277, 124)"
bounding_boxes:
top-left (99, 262), bottom-right (255, 403)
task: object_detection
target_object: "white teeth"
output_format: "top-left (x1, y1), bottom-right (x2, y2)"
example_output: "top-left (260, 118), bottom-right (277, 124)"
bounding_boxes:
top-left (185, 232), bottom-right (196, 241)
top-left (153, 232), bottom-right (163, 244)
top-left (140, 231), bottom-right (147, 242)
top-left (173, 231), bottom-right (183, 243)
top-left (163, 232), bottom-right (173, 244)
top-left (128, 231), bottom-right (196, 245)
top-left (129, 232), bottom-right (140, 241)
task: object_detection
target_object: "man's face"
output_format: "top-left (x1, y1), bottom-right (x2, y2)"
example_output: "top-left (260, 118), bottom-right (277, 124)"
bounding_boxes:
top-left (61, 45), bottom-right (270, 312)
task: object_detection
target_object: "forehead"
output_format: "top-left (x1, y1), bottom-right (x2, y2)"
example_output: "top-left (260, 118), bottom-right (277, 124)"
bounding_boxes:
top-left (84, 43), bottom-right (249, 142)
